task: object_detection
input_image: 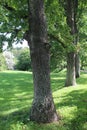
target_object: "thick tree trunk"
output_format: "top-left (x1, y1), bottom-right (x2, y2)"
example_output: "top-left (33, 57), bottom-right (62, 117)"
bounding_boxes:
top-left (65, 52), bottom-right (76, 86)
top-left (75, 53), bottom-right (80, 78)
top-left (28, 0), bottom-right (58, 123)
top-left (30, 48), bottom-right (58, 123)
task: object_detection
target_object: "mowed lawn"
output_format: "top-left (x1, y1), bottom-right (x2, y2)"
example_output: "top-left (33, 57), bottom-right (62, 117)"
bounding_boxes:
top-left (0, 70), bottom-right (87, 130)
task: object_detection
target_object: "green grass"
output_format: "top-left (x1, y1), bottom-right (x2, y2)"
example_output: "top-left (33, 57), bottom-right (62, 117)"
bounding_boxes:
top-left (0, 70), bottom-right (87, 130)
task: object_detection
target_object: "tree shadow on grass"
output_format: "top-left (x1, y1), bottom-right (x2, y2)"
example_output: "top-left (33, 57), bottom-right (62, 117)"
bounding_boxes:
top-left (56, 89), bottom-right (87, 130)
top-left (51, 72), bottom-right (66, 91)
top-left (77, 76), bottom-right (87, 85)
top-left (0, 108), bottom-right (31, 130)
top-left (51, 78), bottom-right (65, 91)
top-left (0, 71), bottom-right (34, 130)
top-left (0, 71), bottom-right (87, 130)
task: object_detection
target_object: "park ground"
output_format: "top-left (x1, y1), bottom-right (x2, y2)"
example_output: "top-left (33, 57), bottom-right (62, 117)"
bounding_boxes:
top-left (0, 70), bottom-right (87, 130)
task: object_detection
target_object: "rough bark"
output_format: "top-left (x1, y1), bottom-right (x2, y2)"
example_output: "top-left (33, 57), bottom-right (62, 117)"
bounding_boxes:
top-left (65, 0), bottom-right (78, 86)
top-left (28, 0), bottom-right (58, 123)
top-left (75, 53), bottom-right (80, 78)
top-left (65, 52), bottom-right (76, 86)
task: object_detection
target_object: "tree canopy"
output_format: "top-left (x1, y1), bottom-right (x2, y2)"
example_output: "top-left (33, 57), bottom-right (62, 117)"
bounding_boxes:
top-left (14, 48), bottom-right (31, 71)
top-left (0, 0), bottom-right (86, 47)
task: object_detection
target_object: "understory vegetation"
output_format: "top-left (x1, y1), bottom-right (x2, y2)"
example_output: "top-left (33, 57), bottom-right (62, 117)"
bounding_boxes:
top-left (0, 70), bottom-right (87, 130)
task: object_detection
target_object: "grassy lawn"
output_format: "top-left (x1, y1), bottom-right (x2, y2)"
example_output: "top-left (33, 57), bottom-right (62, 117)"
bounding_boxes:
top-left (0, 70), bottom-right (87, 130)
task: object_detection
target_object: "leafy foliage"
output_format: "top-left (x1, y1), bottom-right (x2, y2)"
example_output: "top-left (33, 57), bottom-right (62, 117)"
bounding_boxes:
top-left (0, 0), bottom-right (87, 70)
top-left (15, 48), bottom-right (31, 71)
top-left (80, 42), bottom-right (87, 70)
top-left (50, 40), bottom-right (66, 72)
top-left (0, 53), bottom-right (7, 71)
top-left (0, 0), bottom-right (28, 48)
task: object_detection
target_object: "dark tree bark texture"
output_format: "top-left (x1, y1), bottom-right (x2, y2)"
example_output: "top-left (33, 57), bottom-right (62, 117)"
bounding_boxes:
top-left (28, 0), bottom-right (58, 123)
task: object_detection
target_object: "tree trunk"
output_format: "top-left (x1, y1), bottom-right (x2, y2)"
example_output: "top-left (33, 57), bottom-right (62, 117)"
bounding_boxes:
top-left (75, 53), bottom-right (80, 78)
top-left (65, 0), bottom-right (78, 86)
top-left (65, 52), bottom-right (76, 86)
top-left (28, 0), bottom-right (58, 123)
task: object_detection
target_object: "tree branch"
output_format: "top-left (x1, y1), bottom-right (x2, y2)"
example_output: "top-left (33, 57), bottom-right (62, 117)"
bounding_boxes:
top-left (2, 3), bottom-right (28, 19)
top-left (3, 3), bottom-right (15, 11)
top-left (48, 33), bottom-right (67, 48)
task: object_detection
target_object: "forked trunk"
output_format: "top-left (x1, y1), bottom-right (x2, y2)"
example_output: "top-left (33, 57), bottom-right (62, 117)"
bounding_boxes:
top-left (65, 52), bottom-right (76, 86)
top-left (28, 0), bottom-right (58, 123)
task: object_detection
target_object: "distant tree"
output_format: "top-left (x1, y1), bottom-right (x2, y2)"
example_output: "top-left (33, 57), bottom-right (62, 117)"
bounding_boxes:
top-left (58, 0), bottom-right (87, 85)
top-left (0, 53), bottom-right (7, 71)
top-left (15, 48), bottom-right (31, 71)
top-left (79, 8), bottom-right (87, 70)
top-left (3, 51), bottom-right (14, 70)
top-left (80, 43), bottom-right (87, 70)
top-left (64, 0), bottom-right (78, 86)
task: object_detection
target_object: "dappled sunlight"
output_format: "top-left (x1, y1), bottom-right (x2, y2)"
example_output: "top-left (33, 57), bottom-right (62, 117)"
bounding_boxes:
top-left (52, 72), bottom-right (87, 125)
top-left (51, 71), bottom-right (87, 130)
top-left (54, 87), bottom-right (87, 129)
top-left (58, 106), bottom-right (78, 120)
top-left (0, 71), bottom-right (33, 118)
top-left (51, 78), bottom-right (65, 91)
top-left (0, 70), bottom-right (87, 130)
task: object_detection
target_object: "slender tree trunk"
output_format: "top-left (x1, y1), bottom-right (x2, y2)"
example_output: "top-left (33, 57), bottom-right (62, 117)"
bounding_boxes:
top-left (65, 0), bottom-right (78, 86)
top-left (28, 0), bottom-right (58, 123)
top-left (65, 52), bottom-right (76, 86)
top-left (75, 53), bottom-right (80, 78)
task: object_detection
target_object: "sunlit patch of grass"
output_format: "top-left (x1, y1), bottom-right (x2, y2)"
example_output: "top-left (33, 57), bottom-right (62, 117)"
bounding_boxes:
top-left (0, 71), bottom-right (33, 116)
top-left (0, 70), bottom-right (87, 130)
